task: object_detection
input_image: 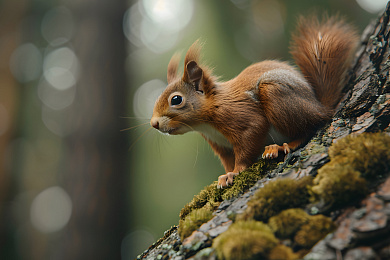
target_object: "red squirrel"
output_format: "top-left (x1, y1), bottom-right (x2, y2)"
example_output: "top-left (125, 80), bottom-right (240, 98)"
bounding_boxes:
top-left (150, 16), bottom-right (358, 188)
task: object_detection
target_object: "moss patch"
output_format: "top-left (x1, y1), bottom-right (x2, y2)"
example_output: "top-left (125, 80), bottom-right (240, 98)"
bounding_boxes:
top-left (310, 133), bottom-right (390, 211)
top-left (179, 182), bottom-right (222, 220)
top-left (213, 220), bottom-right (278, 260)
top-left (294, 215), bottom-right (335, 248)
top-left (268, 244), bottom-right (299, 260)
top-left (221, 160), bottom-right (276, 200)
top-left (178, 207), bottom-right (213, 240)
top-left (268, 208), bottom-right (310, 239)
top-left (300, 143), bottom-right (327, 158)
top-left (238, 176), bottom-right (313, 222)
top-left (179, 159), bottom-right (276, 220)
top-left (329, 133), bottom-right (390, 179)
top-left (311, 164), bottom-right (368, 209)
top-left (213, 211), bottom-right (334, 260)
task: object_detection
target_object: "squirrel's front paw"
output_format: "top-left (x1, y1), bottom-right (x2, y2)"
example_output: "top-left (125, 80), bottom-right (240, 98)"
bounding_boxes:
top-left (217, 172), bottom-right (238, 189)
top-left (262, 143), bottom-right (290, 159)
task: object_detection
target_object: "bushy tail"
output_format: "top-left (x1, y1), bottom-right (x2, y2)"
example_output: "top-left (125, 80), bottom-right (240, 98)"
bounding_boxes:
top-left (291, 16), bottom-right (358, 109)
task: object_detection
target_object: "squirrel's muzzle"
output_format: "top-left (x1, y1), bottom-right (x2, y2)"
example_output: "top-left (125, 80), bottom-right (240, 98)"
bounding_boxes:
top-left (150, 117), bottom-right (159, 129)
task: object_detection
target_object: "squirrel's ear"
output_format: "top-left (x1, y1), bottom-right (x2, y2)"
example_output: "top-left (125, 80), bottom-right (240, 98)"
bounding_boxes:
top-left (167, 53), bottom-right (181, 84)
top-left (184, 60), bottom-right (204, 93)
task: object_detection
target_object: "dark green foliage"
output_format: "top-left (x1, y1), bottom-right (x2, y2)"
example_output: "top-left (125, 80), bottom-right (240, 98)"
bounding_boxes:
top-left (178, 207), bottom-right (213, 240)
top-left (239, 176), bottom-right (313, 222)
top-left (213, 220), bottom-right (278, 260)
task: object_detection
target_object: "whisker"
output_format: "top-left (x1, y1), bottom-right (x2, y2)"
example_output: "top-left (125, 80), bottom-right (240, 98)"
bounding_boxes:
top-left (169, 113), bottom-right (218, 125)
top-left (120, 122), bottom-right (150, 132)
top-left (120, 116), bottom-right (150, 120)
top-left (128, 127), bottom-right (153, 151)
top-left (171, 121), bottom-right (202, 168)
top-left (193, 138), bottom-right (199, 169)
top-left (178, 121), bottom-right (196, 132)
top-left (157, 133), bottom-right (162, 160)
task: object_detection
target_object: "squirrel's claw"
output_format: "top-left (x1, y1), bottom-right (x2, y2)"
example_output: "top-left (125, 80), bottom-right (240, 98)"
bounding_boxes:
top-left (263, 143), bottom-right (291, 159)
top-left (262, 144), bottom-right (280, 159)
top-left (217, 174), bottom-right (228, 188)
top-left (283, 143), bottom-right (291, 155)
top-left (217, 172), bottom-right (239, 188)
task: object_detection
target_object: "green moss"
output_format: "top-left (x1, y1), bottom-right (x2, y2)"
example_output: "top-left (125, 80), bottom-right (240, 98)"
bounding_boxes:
top-left (238, 176), bottom-right (313, 222)
top-left (268, 208), bottom-right (310, 239)
top-left (328, 133), bottom-right (390, 179)
top-left (178, 207), bottom-right (213, 241)
top-left (294, 215), bottom-right (335, 249)
top-left (179, 159), bottom-right (276, 220)
top-left (300, 143), bottom-right (327, 158)
top-left (221, 159), bottom-right (275, 200)
top-left (311, 164), bottom-right (368, 209)
top-left (213, 220), bottom-right (278, 260)
top-left (308, 133), bottom-right (390, 211)
top-left (179, 182), bottom-right (223, 220)
top-left (268, 244), bottom-right (299, 260)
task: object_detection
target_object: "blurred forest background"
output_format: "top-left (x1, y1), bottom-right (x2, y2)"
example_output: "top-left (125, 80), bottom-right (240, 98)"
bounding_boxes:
top-left (0, 0), bottom-right (386, 259)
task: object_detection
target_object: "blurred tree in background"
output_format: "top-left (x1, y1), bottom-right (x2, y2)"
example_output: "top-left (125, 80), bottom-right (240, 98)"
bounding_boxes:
top-left (1, 0), bottom-right (129, 259)
top-left (54, 0), bottom-right (128, 259)
top-left (0, 0), bottom-right (386, 259)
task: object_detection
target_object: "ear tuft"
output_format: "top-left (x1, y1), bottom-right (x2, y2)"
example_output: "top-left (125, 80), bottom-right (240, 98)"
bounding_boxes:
top-left (184, 40), bottom-right (202, 66)
top-left (185, 61), bottom-right (204, 92)
top-left (182, 40), bottom-right (216, 95)
top-left (167, 52), bottom-right (181, 84)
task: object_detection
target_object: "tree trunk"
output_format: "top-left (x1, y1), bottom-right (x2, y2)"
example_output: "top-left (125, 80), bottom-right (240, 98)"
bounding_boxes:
top-left (54, 1), bottom-right (129, 259)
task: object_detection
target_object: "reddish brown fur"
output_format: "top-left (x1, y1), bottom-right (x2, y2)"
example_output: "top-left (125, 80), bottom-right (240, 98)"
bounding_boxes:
top-left (291, 16), bottom-right (358, 109)
top-left (151, 16), bottom-right (358, 187)
top-left (167, 53), bottom-right (181, 84)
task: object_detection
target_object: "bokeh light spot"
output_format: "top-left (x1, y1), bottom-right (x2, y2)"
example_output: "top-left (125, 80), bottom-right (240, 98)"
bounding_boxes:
top-left (9, 43), bottom-right (42, 83)
top-left (37, 78), bottom-right (76, 110)
top-left (133, 79), bottom-right (166, 119)
top-left (43, 47), bottom-right (79, 91)
top-left (123, 0), bottom-right (194, 53)
top-left (30, 186), bottom-right (72, 233)
top-left (356, 0), bottom-right (388, 13)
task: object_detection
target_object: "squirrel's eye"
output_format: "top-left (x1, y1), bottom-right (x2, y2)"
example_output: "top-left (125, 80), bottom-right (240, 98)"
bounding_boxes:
top-left (168, 92), bottom-right (185, 108)
top-left (170, 95), bottom-right (183, 106)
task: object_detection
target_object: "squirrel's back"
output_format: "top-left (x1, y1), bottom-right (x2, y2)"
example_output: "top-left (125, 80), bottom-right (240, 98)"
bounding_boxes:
top-left (291, 16), bottom-right (358, 109)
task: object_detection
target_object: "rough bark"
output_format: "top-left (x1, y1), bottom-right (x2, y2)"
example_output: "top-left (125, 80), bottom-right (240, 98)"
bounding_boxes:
top-left (139, 3), bottom-right (390, 259)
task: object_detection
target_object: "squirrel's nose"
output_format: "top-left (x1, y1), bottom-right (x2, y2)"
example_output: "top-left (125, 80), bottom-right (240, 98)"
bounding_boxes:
top-left (150, 118), bottom-right (159, 129)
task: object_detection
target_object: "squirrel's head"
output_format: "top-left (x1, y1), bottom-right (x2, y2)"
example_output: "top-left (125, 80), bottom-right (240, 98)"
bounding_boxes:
top-left (150, 41), bottom-right (216, 135)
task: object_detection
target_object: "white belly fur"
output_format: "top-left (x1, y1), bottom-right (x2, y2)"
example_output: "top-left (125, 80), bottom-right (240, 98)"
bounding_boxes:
top-left (194, 124), bottom-right (233, 149)
top-left (195, 124), bottom-right (290, 149)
